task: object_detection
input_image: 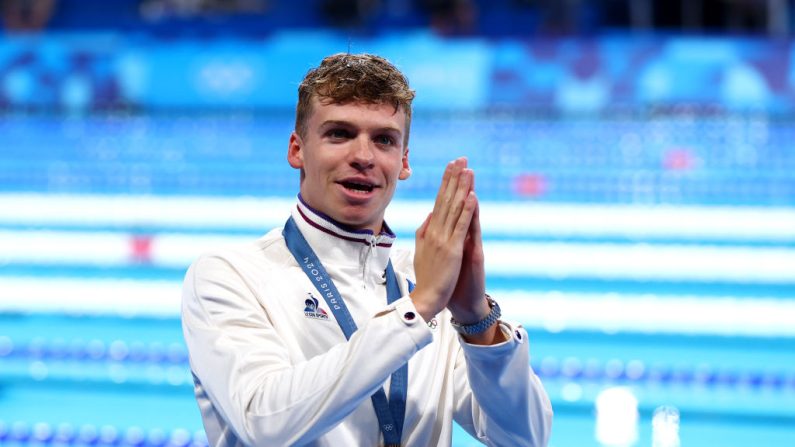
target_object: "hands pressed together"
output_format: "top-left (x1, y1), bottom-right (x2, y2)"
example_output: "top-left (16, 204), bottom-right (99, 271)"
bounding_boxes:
top-left (410, 158), bottom-right (504, 344)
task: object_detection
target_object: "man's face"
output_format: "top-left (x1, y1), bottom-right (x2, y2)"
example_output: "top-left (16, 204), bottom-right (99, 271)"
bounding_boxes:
top-left (288, 98), bottom-right (411, 233)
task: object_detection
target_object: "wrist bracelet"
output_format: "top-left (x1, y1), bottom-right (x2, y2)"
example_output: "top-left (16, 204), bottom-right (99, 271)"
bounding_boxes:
top-left (450, 294), bottom-right (501, 335)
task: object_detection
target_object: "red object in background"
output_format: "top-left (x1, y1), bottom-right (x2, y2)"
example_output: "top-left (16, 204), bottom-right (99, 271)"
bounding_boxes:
top-left (663, 148), bottom-right (698, 171)
top-left (130, 234), bottom-right (154, 263)
top-left (514, 173), bottom-right (547, 197)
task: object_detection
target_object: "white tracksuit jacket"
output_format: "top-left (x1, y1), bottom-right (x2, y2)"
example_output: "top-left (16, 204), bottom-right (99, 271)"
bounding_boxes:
top-left (181, 199), bottom-right (553, 447)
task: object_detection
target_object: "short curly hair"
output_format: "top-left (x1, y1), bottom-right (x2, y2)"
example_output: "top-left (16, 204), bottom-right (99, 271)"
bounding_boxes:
top-left (295, 53), bottom-right (416, 146)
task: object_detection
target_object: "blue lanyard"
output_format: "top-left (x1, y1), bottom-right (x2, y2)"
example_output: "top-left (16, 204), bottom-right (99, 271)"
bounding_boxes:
top-left (283, 216), bottom-right (408, 446)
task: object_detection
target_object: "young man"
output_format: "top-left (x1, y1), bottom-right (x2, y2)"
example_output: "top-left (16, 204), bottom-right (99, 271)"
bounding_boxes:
top-left (182, 53), bottom-right (552, 447)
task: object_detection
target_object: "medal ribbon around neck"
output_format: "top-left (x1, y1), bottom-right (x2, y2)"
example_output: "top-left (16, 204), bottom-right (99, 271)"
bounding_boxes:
top-left (283, 216), bottom-right (408, 446)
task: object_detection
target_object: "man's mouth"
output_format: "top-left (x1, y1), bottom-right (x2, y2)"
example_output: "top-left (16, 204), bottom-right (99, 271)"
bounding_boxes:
top-left (339, 180), bottom-right (376, 194)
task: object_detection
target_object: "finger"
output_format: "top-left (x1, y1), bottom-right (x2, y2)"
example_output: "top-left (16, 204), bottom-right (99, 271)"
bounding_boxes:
top-left (470, 195), bottom-right (481, 241)
top-left (460, 192), bottom-right (478, 260)
top-left (432, 161), bottom-right (454, 213)
top-left (470, 196), bottom-right (483, 252)
top-left (467, 196), bottom-right (485, 266)
top-left (461, 169), bottom-right (478, 253)
top-left (416, 212), bottom-right (432, 239)
top-left (435, 158), bottom-right (465, 211)
top-left (429, 161), bottom-right (456, 228)
top-left (469, 165), bottom-right (475, 193)
top-left (432, 160), bottom-right (464, 230)
top-left (444, 168), bottom-right (473, 234)
top-left (451, 190), bottom-right (477, 246)
top-left (463, 168), bottom-right (478, 246)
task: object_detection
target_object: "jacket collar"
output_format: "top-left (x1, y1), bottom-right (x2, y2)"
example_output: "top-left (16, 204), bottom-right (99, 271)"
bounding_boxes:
top-left (291, 195), bottom-right (395, 272)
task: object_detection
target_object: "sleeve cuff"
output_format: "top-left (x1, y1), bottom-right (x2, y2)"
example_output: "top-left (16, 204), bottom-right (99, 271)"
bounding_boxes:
top-left (458, 319), bottom-right (527, 360)
top-left (383, 295), bottom-right (434, 349)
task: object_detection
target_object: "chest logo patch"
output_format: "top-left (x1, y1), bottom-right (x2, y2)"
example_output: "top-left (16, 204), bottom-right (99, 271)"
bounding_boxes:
top-left (304, 293), bottom-right (329, 320)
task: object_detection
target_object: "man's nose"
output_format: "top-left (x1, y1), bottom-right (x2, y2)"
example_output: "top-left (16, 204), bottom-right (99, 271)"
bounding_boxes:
top-left (350, 136), bottom-right (375, 168)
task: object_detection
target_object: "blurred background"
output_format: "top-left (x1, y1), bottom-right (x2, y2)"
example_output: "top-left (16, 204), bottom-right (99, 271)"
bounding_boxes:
top-left (1, 1), bottom-right (794, 446)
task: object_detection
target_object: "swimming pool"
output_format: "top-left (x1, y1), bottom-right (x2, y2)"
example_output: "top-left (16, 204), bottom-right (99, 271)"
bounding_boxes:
top-left (1, 112), bottom-right (794, 446)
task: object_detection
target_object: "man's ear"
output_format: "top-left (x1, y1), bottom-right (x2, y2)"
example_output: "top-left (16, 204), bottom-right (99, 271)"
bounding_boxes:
top-left (287, 131), bottom-right (304, 169)
top-left (399, 147), bottom-right (411, 180)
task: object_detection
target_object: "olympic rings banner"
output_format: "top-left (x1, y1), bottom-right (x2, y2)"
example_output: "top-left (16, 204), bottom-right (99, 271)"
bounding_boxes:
top-left (0, 32), bottom-right (792, 112)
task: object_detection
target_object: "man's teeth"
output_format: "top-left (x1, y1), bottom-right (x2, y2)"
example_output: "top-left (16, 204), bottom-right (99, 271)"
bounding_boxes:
top-left (343, 182), bottom-right (374, 192)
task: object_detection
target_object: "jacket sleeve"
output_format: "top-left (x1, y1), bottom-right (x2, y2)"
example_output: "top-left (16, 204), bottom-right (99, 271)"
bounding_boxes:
top-left (451, 320), bottom-right (554, 447)
top-left (181, 253), bottom-right (433, 446)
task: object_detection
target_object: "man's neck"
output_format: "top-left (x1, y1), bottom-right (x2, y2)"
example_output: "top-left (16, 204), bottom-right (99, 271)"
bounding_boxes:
top-left (297, 194), bottom-right (388, 236)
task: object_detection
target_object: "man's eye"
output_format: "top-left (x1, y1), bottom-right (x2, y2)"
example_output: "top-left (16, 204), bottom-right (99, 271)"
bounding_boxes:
top-left (328, 129), bottom-right (351, 139)
top-left (375, 135), bottom-right (395, 145)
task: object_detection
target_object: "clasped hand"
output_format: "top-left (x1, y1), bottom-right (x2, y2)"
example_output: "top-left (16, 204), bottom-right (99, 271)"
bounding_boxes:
top-left (410, 157), bottom-right (490, 324)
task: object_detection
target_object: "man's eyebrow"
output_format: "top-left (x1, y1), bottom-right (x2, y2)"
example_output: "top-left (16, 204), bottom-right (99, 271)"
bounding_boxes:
top-left (319, 120), bottom-right (354, 128)
top-left (319, 120), bottom-right (402, 135)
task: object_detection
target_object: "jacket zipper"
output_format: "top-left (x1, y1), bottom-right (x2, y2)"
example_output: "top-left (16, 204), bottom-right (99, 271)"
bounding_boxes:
top-left (361, 236), bottom-right (377, 287)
